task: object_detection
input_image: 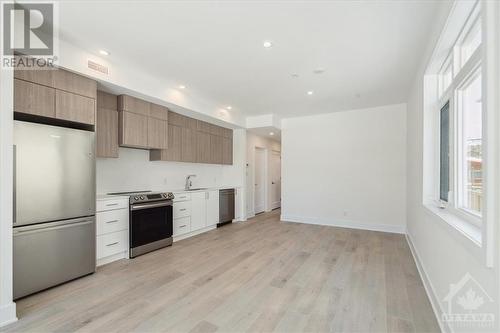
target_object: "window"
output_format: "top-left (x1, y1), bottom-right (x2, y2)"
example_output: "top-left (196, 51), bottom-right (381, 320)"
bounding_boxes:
top-left (457, 71), bottom-right (482, 215)
top-left (424, 1), bottom-right (484, 234)
top-left (440, 101), bottom-right (450, 202)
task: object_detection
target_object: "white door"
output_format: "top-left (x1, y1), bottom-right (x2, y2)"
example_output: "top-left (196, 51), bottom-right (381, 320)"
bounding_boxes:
top-left (271, 151), bottom-right (281, 209)
top-left (254, 147), bottom-right (266, 214)
top-left (206, 190), bottom-right (219, 226)
top-left (190, 192), bottom-right (206, 231)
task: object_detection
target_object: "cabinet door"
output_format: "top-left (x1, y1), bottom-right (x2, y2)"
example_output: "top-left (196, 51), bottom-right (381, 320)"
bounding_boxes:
top-left (147, 118), bottom-right (168, 149)
top-left (55, 90), bottom-right (95, 125)
top-left (206, 190), bottom-right (219, 226)
top-left (14, 79), bottom-right (55, 118)
top-left (53, 69), bottom-right (97, 99)
top-left (150, 104), bottom-right (169, 120)
top-left (210, 134), bottom-right (223, 164)
top-left (14, 68), bottom-right (54, 87)
top-left (181, 127), bottom-right (197, 162)
top-left (96, 107), bottom-right (118, 158)
top-left (119, 111), bottom-right (148, 148)
top-left (196, 131), bottom-right (211, 163)
top-left (191, 192), bottom-right (207, 231)
top-left (150, 124), bottom-right (181, 161)
top-left (222, 137), bottom-right (233, 165)
top-left (118, 95), bottom-right (150, 116)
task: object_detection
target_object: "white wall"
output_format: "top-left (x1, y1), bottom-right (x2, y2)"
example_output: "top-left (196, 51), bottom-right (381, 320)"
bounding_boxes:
top-left (245, 132), bottom-right (281, 218)
top-left (405, 2), bottom-right (500, 332)
top-left (0, 64), bottom-right (17, 327)
top-left (281, 104), bottom-right (407, 233)
top-left (97, 129), bottom-right (247, 219)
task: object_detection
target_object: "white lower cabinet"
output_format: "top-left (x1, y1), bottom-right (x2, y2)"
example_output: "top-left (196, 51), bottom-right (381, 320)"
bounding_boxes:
top-left (96, 197), bottom-right (129, 266)
top-left (191, 192), bottom-right (207, 231)
top-left (172, 190), bottom-right (220, 239)
top-left (206, 190), bottom-right (219, 226)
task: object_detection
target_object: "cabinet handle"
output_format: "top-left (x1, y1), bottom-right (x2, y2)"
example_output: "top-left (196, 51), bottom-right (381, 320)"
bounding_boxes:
top-left (106, 220), bottom-right (119, 224)
top-left (106, 242), bottom-right (119, 247)
top-left (106, 203), bottom-right (119, 207)
top-left (179, 225), bottom-right (186, 228)
top-left (180, 208), bottom-right (187, 211)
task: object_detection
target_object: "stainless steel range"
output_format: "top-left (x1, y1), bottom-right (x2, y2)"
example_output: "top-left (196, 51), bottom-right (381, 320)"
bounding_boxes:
top-left (108, 191), bottom-right (174, 258)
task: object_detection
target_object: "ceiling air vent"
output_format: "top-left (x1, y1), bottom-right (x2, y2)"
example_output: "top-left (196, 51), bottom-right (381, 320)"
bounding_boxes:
top-left (87, 60), bottom-right (108, 75)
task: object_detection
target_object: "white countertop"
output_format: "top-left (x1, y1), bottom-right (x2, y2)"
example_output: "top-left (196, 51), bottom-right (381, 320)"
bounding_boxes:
top-left (97, 185), bottom-right (241, 199)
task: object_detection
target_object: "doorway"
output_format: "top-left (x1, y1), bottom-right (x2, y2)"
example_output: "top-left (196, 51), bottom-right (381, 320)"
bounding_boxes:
top-left (254, 147), bottom-right (266, 214)
top-left (270, 150), bottom-right (281, 209)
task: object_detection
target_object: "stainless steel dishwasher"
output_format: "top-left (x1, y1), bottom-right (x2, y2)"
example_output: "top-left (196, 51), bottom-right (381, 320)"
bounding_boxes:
top-left (218, 189), bottom-right (235, 227)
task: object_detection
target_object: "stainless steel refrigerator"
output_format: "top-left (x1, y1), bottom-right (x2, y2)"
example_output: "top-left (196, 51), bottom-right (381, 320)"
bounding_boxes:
top-left (13, 120), bottom-right (96, 299)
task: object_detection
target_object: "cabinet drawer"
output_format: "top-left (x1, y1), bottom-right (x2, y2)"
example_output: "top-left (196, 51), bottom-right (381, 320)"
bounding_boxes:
top-left (173, 193), bottom-right (191, 202)
top-left (97, 198), bottom-right (129, 212)
top-left (96, 209), bottom-right (128, 236)
top-left (174, 217), bottom-right (191, 236)
top-left (173, 201), bottom-right (191, 219)
top-left (97, 230), bottom-right (128, 259)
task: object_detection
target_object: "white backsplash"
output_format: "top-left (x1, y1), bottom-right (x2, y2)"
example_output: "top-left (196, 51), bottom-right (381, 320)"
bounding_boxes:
top-left (96, 147), bottom-right (238, 194)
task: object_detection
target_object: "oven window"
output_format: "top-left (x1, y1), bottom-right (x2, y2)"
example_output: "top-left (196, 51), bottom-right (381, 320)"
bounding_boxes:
top-left (130, 205), bottom-right (172, 248)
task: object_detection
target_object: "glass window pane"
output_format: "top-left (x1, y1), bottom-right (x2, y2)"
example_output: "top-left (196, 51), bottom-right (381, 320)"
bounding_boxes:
top-left (440, 102), bottom-right (450, 202)
top-left (461, 19), bottom-right (481, 67)
top-left (459, 73), bottom-right (482, 214)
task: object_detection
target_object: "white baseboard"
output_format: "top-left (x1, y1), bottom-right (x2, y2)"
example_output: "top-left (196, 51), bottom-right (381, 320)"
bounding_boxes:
top-left (0, 302), bottom-right (17, 328)
top-left (406, 232), bottom-right (450, 333)
top-left (280, 214), bottom-right (405, 234)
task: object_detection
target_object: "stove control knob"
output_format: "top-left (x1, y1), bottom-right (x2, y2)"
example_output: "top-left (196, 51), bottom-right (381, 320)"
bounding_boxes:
top-left (162, 193), bottom-right (167, 198)
top-left (134, 196), bottom-right (139, 200)
top-left (140, 196), bottom-right (145, 200)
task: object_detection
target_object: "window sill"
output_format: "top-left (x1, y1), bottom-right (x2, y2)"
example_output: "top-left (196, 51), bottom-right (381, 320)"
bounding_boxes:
top-left (423, 201), bottom-right (482, 247)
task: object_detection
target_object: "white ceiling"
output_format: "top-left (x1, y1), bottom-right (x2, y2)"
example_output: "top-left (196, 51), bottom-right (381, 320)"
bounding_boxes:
top-left (58, 0), bottom-right (443, 118)
top-left (248, 127), bottom-right (281, 142)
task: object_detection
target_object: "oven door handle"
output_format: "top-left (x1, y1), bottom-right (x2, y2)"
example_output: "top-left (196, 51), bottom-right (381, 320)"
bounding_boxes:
top-left (131, 201), bottom-right (171, 211)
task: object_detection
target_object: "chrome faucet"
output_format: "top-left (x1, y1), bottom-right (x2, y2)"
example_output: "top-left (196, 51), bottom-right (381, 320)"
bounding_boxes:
top-left (185, 174), bottom-right (196, 190)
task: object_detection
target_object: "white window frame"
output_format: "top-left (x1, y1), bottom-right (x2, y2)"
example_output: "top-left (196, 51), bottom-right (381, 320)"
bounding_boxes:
top-left (423, 0), bottom-right (484, 245)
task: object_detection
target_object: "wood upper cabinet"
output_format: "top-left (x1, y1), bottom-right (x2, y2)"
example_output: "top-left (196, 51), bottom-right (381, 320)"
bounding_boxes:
top-left (96, 91), bottom-right (118, 158)
top-left (210, 135), bottom-right (223, 164)
top-left (118, 95), bottom-right (150, 116)
top-left (119, 111), bottom-right (149, 148)
top-left (55, 90), bottom-right (95, 125)
top-left (181, 127), bottom-right (197, 162)
top-left (13, 66), bottom-right (97, 126)
top-left (118, 95), bottom-right (169, 150)
top-left (222, 136), bottom-right (233, 165)
top-left (150, 123), bottom-right (181, 161)
top-left (147, 118), bottom-right (168, 149)
top-left (14, 68), bottom-right (54, 87)
top-left (52, 69), bottom-right (97, 99)
top-left (14, 79), bottom-right (55, 118)
top-left (196, 131), bottom-right (211, 164)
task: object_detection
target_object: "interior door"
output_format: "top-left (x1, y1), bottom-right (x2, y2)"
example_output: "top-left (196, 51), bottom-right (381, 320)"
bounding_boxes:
top-left (14, 121), bottom-right (95, 226)
top-left (271, 151), bottom-right (281, 209)
top-left (254, 147), bottom-right (265, 214)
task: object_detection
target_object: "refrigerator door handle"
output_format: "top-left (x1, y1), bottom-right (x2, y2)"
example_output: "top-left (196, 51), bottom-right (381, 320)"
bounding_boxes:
top-left (13, 217), bottom-right (94, 235)
top-left (13, 144), bottom-right (16, 225)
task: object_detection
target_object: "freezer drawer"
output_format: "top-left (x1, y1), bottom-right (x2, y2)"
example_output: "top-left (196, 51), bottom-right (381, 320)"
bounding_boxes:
top-left (13, 217), bottom-right (96, 299)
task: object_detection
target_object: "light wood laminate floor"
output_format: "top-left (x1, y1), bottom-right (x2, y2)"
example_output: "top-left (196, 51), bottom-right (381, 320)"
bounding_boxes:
top-left (3, 210), bottom-right (439, 333)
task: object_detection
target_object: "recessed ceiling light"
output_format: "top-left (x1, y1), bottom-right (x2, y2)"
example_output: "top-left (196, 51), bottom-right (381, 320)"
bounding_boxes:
top-left (269, 132), bottom-right (275, 136)
top-left (307, 91), bottom-right (314, 95)
top-left (178, 85), bottom-right (186, 89)
top-left (226, 106), bottom-right (232, 110)
top-left (263, 40), bottom-right (273, 48)
top-left (99, 50), bottom-right (109, 56)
